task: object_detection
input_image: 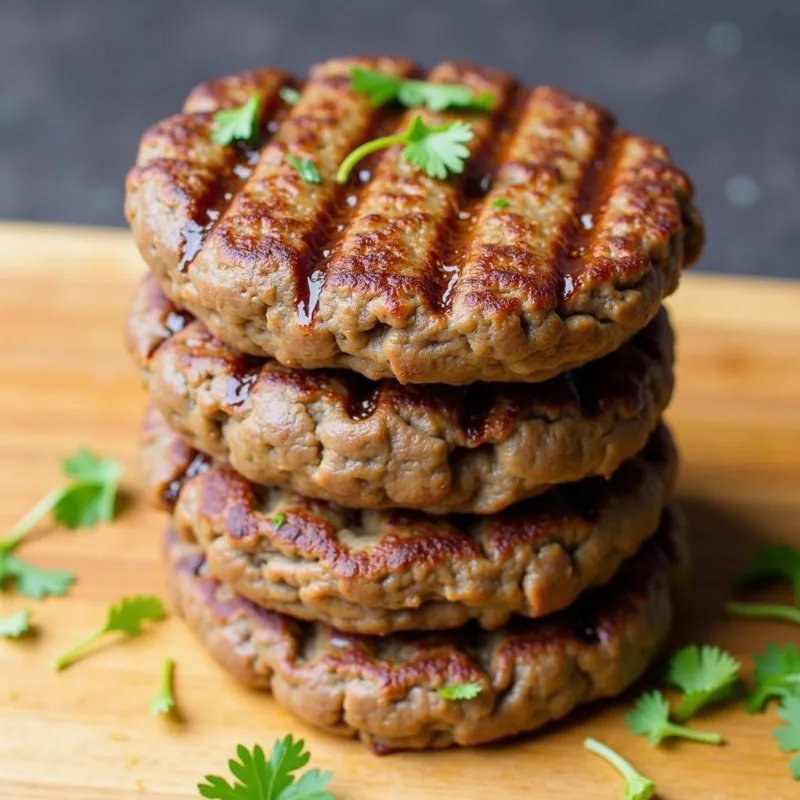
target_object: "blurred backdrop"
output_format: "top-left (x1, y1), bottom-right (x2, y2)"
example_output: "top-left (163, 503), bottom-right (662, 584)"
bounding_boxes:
top-left (1, 0), bottom-right (798, 277)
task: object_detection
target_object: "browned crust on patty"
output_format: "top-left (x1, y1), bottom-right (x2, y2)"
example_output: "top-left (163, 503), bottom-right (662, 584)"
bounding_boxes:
top-left (127, 274), bottom-right (674, 514)
top-left (142, 408), bottom-right (677, 634)
top-left (166, 508), bottom-right (686, 751)
top-left (125, 56), bottom-right (703, 385)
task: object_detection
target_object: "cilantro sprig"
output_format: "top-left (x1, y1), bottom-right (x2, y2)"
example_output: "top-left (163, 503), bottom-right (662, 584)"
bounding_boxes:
top-left (726, 601), bottom-right (800, 626)
top-left (625, 690), bottom-right (723, 746)
top-left (351, 67), bottom-right (494, 112)
top-left (149, 657), bottom-right (176, 717)
top-left (738, 544), bottom-right (800, 601)
top-left (747, 643), bottom-right (800, 713)
top-left (727, 544), bottom-right (800, 625)
top-left (53, 595), bottom-right (166, 671)
top-left (336, 115), bottom-right (473, 183)
top-left (0, 609), bottom-right (31, 639)
top-left (198, 736), bottom-right (333, 800)
top-left (287, 154), bottom-right (321, 184)
top-left (774, 696), bottom-right (800, 779)
top-left (211, 95), bottom-right (261, 146)
top-left (0, 449), bottom-right (123, 598)
top-left (584, 738), bottom-right (655, 800)
top-left (438, 682), bottom-right (482, 700)
top-left (665, 644), bottom-right (741, 720)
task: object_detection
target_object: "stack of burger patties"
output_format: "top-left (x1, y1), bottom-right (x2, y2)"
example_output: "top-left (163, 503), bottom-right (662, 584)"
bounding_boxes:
top-left (124, 57), bottom-right (703, 752)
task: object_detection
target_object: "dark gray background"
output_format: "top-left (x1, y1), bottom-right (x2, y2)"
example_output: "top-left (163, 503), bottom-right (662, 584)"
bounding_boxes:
top-left (2, 0), bottom-right (798, 277)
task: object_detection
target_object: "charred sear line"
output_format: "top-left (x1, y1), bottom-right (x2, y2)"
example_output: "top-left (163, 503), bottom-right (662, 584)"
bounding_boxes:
top-left (555, 116), bottom-right (621, 294)
top-left (294, 107), bottom-right (410, 327)
top-left (177, 85), bottom-right (290, 273)
top-left (426, 82), bottom-right (529, 313)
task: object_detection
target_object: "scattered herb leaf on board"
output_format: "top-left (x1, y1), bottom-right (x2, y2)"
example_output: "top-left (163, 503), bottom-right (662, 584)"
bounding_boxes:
top-left (665, 644), bottom-right (741, 720)
top-left (625, 690), bottom-right (723, 746)
top-left (198, 736), bottom-right (334, 800)
top-left (53, 595), bottom-right (167, 671)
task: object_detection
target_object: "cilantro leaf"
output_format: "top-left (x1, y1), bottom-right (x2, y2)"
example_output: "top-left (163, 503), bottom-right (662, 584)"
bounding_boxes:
top-left (403, 117), bottom-right (473, 180)
top-left (584, 737), bottom-right (655, 800)
top-left (492, 198), bottom-right (509, 209)
top-left (57, 449), bottom-right (123, 528)
top-left (438, 682), bottom-right (482, 700)
top-left (287, 154), bottom-right (321, 184)
top-left (747, 643), bottom-right (800, 713)
top-left (149, 657), bottom-right (176, 717)
top-left (774, 696), bottom-right (800, 779)
top-left (625, 690), bottom-right (723, 746)
top-left (198, 736), bottom-right (334, 800)
top-left (1, 449), bottom-right (123, 555)
top-left (279, 87), bottom-right (301, 106)
top-left (350, 67), bottom-right (494, 112)
top-left (336, 114), bottom-right (473, 183)
top-left (0, 609), bottom-right (31, 638)
top-left (738, 544), bottom-right (800, 602)
top-left (53, 595), bottom-right (167, 671)
top-left (725, 601), bottom-right (800, 626)
top-left (211, 95), bottom-right (261, 146)
top-left (0, 552), bottom-right (74, 599)
top-left (273, 513), bottom-right (287, 531)
top-left (665, 644), bottom-right (741, 719)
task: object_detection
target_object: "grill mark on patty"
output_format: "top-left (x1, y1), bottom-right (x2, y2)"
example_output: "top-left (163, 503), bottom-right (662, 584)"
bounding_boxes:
top-left (293, 77), bottom-right (414, 326)
top-left (323, 62), bottom-right (516, 318)
top-left (196, 57), bottom-right (417, 326)
top-left (453, 88), bottom-right (621, 314)
top-left (554, 115), bottom-right (619, 295)
top-left (172, 69), bottom-right (290, 273)
top-left (428, 81), bottom-right (528, 312)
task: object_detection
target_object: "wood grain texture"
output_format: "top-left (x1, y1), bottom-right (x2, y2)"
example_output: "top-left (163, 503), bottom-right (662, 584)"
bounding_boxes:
top-left (0, 222), bottom-right (799, 799)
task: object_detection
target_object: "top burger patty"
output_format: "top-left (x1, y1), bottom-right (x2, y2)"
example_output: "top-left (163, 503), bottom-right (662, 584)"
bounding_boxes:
top-left (126, 56), bottom-right (703, 384)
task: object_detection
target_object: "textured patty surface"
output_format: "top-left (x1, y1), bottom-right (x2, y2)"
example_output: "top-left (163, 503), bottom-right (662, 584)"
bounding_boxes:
top-left (143, 408), bottom-right (677, 634)
top-left (166, 510), bottom-right (686, 751)
top-left (129, 275), bottom-right (675, 514)
top-left (125, 56), bottom-right (703, 385)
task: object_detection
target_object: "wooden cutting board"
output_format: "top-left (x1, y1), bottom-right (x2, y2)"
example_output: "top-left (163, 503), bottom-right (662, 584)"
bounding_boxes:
top-left (1, 222), bottom-right (799, 800)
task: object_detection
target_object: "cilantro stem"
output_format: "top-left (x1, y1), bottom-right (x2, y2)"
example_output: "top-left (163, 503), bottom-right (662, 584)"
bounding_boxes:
top-left (0, 487), bottom-right (70, 553)
top-left (336, 133), bottom-right (407, 183)
top-left (585, 737), bottom-right (640, 777)
top-left (661, 722), bottom-right (722, 745)
top-left (725, 601), bottom-right (800, 626)
top-left (53, 627), bottom-right (106, 671)
top-left (584, 738), bottom-right (655, 798)
top-left (159, 657), bottom-right (174, 698)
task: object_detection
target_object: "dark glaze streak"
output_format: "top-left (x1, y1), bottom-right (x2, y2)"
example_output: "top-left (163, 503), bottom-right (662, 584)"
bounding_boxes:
top-left (177, 219), bottom-right (208, 272)
top-left (296, 269), bottom-right (325, 326)
top-left (343, 374), bottom-right (381, 420)
top-left (459, 383), bottom-right (498, 442)
top-left (162, 452), bottom-right (211, 506)
top-left (224, 356), bottom-right (263, 406)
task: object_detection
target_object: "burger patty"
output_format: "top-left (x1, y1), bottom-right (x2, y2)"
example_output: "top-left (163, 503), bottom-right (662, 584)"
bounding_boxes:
top-left (143, 408), bottom-right (677, 635)
top-left (128, 275), bottom-right (674, 515)
top-left (166, 509), bottom-right (686, 751)
top-left (125, 56), bottom-right (703, 385)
